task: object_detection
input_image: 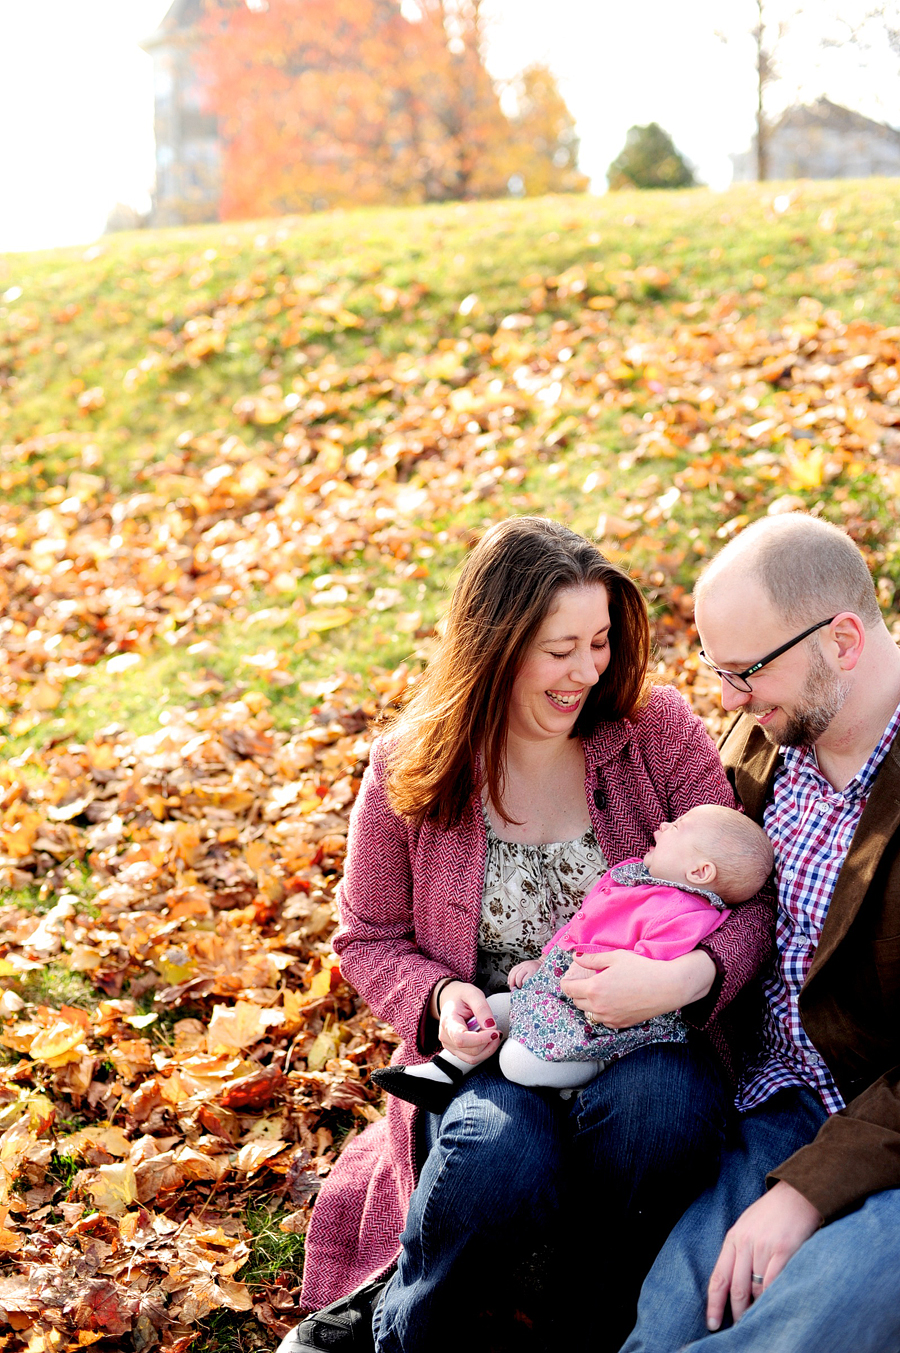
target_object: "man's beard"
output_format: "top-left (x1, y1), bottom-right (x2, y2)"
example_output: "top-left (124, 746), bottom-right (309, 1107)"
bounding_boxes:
top-left (754, 642), bottom-right (849, 748)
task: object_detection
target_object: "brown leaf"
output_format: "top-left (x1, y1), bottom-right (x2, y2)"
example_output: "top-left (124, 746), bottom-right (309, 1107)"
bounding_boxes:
top-left (218, 1063), bottom-right (285, 1108)
top-left (74, 1162), bottom-right (138, 1216)
top-left (67, 1278), bottom-right (138, 1335)
top-left (285, 1155), bottom-right (322, 1205)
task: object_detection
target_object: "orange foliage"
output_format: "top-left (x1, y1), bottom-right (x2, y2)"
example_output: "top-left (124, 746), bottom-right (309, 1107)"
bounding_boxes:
top-left (198, 0), bottom-right (580, 216)
top-left (506, 64), bottom-right (591, 196)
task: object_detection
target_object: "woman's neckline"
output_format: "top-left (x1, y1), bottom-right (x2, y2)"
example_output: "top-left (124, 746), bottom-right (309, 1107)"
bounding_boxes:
top-left (480, 800), bottom-right (594, 849)
top-left (480, 731), bottom-right (591, 845)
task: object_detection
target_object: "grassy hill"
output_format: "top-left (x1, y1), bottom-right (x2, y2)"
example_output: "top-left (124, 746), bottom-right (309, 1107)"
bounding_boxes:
top-left (1, 180), bottom-right (900, 1350)
top-left (2, 182), bottom-right (900, 748)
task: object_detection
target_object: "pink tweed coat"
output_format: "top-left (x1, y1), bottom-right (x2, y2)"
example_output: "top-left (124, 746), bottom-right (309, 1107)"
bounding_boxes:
top-left (300, 685), bottom-right (774, 1309)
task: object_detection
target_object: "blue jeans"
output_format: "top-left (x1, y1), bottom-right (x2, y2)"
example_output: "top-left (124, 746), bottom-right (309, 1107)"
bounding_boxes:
top-left (373, 1040), bottom-right (730, 1353)
top-left (622, 1088), bottom-right (900, 1353)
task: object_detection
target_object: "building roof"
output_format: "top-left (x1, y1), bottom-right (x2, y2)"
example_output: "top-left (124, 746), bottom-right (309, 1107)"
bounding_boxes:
top-left (773, 97), bottom-right (900, 145)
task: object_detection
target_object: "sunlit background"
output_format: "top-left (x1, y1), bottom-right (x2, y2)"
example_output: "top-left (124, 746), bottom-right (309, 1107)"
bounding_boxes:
top-left (1, 0), bottom-right (898, 253)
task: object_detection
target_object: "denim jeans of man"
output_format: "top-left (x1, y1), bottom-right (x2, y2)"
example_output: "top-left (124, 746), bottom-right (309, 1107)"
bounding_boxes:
top-left (372, 1040), bottom-right (730, 1353)
top-left (621, 1087), bottom-right (900, 1353)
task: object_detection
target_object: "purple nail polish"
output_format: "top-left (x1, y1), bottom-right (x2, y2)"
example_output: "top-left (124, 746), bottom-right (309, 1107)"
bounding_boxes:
top-left (485, 1019), bottom-right (496, 1027)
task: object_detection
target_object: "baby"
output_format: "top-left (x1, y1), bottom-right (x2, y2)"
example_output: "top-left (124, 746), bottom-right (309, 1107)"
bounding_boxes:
top-left (373, 804), bottom-right (773, 1114)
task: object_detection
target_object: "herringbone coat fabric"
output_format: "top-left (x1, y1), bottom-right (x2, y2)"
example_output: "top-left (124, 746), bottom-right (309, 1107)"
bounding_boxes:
top-left (300, 686), bottom-right (774, 1309)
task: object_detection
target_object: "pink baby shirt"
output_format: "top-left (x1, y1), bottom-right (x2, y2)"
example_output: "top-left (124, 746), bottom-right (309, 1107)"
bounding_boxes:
top-left (549, 858), bottom-right (730, 961)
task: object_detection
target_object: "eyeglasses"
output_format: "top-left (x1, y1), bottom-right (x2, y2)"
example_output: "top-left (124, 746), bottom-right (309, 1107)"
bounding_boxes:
top-left (698, 616), bottom-right (837, 693)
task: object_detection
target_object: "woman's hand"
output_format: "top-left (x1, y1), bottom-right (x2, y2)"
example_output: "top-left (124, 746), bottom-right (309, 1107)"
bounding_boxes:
top-left (432, 981), bottom-right (500, 1065)
top-left (560, 949), bottom-right (717, 1027)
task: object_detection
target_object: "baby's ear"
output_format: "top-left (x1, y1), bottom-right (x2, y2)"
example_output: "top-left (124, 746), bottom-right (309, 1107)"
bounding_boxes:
top-left (687, 859), bottom-right (717, 887)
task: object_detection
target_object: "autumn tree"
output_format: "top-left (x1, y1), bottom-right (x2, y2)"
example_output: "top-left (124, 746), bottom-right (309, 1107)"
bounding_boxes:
top-left (407, 0), bottom-right (514, 201)
top-left (504, 64), bottom-right (590, 195)
top-left (199, 0), bottom-right (421, 217)
top-left (198, 0), bottom-right (577, 216)
top-left (607, 124), bottom-right (696, 190)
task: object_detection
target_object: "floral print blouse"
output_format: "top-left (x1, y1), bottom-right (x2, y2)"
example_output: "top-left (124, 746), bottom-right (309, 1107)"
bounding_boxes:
top-left (475, 807), bottom-right (608, 994)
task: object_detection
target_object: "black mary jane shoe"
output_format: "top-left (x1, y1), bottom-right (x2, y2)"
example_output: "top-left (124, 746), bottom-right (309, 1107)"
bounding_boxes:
top-left (371, 1054), bottom-right (466, 1115)
top-left (275, 1275), bottom-right (388, 1351)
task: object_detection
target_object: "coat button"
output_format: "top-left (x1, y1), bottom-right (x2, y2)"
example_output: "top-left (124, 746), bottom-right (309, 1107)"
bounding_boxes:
top-left (594, 787), bottom-right (607, 811)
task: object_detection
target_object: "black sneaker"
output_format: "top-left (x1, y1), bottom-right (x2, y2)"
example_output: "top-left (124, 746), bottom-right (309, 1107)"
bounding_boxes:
top-left (275, 1276), bottom-right (387, 1352)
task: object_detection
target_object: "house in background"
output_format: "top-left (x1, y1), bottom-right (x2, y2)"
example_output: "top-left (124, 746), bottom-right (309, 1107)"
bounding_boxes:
top-left (732, 97), bottom-right (900, 181)
top-left (141, 0), bottom-right (221, 225)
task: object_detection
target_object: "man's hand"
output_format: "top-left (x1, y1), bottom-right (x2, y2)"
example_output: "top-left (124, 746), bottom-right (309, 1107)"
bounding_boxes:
top-left (560, 948), bottom-right (716, 1027)
top-left (706, 1180), bottom-right (823, 1330)
top-left (508, 959), bottom-right (540, 989)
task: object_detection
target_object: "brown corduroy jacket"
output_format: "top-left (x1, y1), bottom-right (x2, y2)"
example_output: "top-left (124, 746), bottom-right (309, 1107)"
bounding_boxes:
top-left (719, 711), bottom-right (900, 1221)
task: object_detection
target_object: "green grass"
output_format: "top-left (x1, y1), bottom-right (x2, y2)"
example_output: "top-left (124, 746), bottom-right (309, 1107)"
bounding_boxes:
top-left (12, 965), bottom-right (98, 1011)
top-left (1, 184), bottom-right (898, 802)
top-left (3, 182), bottom-right (899, 489)
top-left (191, 1201), bottom-right (307, 1353)
top-left (3, 181), bottom-right (900, 763)
top-left (0, 882), bottom-right (44, 913)
top-left (34, 561), bottom-right (452, 747)
top-left (241, 1201), bottom-right (307, 1287)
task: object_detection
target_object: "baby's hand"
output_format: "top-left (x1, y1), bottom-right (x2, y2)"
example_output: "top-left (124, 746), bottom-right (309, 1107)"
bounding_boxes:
top-left (563, 958), bottom-right (595, 983)
top-left (508, 959), bottom-right (540, 989)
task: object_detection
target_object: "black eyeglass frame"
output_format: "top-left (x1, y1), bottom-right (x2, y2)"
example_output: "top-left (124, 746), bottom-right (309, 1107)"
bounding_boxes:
top-left (698, 616), bottom-right (837, 693)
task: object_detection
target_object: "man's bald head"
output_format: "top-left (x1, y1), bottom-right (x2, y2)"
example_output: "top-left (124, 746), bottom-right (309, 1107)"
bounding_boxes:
top-left (695, 513), bottom-right (882, 630)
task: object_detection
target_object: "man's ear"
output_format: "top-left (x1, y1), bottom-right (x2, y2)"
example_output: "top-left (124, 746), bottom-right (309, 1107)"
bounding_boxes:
top-left (830, 613), bottom-right (865, 671)
top-left (687, 860), bottom-right (717, 887)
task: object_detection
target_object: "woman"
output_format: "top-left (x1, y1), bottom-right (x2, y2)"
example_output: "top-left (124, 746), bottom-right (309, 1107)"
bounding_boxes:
top-left (283, 518), bottom-right (772, 1353)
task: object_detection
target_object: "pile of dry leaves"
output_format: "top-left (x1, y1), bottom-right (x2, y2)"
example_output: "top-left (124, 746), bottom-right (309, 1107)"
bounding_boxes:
top-left (0, 674), bottom-right (409, 1351)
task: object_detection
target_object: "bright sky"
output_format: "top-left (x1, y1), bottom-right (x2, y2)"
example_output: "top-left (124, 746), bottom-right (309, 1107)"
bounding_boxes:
top-left (0, 0), bottom-right (897, 255)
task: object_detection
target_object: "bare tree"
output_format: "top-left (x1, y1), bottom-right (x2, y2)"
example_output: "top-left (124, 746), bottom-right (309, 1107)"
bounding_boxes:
top-left (835, 4), bottom-right (900, 75)
top-left (754, 1), bottom-right (771, 178)
top-left (719, 1), bottom-right (801, 181)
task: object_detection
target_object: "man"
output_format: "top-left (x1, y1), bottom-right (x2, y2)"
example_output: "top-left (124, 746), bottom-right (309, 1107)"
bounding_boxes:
top-left (623, 512), bottom-right (900, 1352)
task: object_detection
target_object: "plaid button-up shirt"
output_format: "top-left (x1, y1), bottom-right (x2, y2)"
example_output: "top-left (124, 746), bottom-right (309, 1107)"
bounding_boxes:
top-left (737, 700), bottom-right (900, 1115)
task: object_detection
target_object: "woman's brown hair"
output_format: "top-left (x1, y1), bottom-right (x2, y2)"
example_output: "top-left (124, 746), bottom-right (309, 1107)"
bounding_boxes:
top-left (384, 517), bottom-right (650, 827)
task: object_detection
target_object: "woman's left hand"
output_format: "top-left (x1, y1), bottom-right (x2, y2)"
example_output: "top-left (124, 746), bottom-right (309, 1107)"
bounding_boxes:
top-left (560, 948), bottom-right (717, 1027)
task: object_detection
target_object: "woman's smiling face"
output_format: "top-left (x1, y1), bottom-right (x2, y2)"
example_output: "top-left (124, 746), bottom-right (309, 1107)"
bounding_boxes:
top-left (508, 584), bottom-right (611, 742)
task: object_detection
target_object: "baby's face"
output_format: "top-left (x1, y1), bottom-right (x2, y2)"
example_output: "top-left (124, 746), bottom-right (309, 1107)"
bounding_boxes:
top-left (642, 807), bottom-right (716, 887)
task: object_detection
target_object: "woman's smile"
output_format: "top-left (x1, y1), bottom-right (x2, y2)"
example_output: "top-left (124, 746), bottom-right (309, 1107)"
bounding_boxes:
top-left (545, 688), bottom-right (583, 710)
top-left (509, 584), bottom-right (612, 741)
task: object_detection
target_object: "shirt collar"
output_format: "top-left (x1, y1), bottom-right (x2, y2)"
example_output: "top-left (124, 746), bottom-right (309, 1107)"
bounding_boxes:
top-left (609, 859), bottom-right (727, 910)
top-left (780, 696), bottom-right (900, 801)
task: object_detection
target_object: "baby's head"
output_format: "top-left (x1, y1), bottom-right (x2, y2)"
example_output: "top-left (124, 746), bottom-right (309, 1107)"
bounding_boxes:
top-left (642, 804), bottom-right (773, 905)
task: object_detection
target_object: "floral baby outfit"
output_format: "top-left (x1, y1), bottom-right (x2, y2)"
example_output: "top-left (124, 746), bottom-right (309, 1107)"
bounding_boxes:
top-left (509, 859), bottom-right (730, 1065)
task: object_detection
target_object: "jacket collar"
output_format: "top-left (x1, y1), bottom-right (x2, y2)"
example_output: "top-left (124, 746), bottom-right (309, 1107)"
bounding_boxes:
top-left (582, 716), bottom-right (631, 767)
top-left (717, 712), bottom-right (781, 822)
top-left (610, 858), bottom-right (727, 910)
top-left (720, 713), bottom-right (900, 983)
